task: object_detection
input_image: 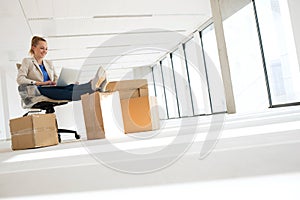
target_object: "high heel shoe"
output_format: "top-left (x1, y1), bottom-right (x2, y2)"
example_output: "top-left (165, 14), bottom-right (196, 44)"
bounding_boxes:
top-left (91, 66), bottom-right (106, 91)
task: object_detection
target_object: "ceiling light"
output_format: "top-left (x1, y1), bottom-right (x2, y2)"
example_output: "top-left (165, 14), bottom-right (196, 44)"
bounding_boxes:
top-left (93, 14), bottom-right (153, 18)
top-left (154, 13), bottom-right (205, 16)
top-left (27, 17), bottom-right (53, 21)
top-left (47, 29), bottom-right (186, 38)
top-left (27, 14), bottom-right (153, 21)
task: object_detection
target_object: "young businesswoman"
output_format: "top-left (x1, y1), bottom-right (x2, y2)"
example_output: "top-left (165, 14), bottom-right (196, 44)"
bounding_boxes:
top-left (17, 36), bottom-right (106, 101)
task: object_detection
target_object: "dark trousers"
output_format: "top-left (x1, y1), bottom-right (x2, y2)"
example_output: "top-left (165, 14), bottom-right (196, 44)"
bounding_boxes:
top-left (37, 82), bottom-right (94, 101)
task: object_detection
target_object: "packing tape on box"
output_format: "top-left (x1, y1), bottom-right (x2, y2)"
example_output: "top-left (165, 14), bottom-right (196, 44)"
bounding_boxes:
top-left (11, 127), bottom-right (57, 136)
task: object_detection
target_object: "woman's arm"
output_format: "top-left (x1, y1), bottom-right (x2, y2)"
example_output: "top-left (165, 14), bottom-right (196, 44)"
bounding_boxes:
top-left (16, 58), bottom-right (54, 85)
top-left (16, 58), bottom-right (35, 85)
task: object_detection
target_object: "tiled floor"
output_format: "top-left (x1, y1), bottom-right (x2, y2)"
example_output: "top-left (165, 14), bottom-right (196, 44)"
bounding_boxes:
top-left (0, 106), bottom-right (300, 200)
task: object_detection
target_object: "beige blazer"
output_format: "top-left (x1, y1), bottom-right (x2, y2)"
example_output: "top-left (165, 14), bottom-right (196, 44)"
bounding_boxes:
top-left (17, 57), bottom-right (58, 85)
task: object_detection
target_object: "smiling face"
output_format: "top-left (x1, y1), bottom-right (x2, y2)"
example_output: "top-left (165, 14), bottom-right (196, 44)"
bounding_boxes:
top-left (32, 41), bottom-right (48, 60)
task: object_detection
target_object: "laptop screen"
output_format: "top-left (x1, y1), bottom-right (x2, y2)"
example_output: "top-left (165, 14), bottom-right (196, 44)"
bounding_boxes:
top-left (56, 68), bottom-right (80, 86)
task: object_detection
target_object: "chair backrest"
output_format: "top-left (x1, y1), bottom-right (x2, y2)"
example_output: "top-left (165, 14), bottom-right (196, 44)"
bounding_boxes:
top-left (16, 63), bottom-right (21, 69)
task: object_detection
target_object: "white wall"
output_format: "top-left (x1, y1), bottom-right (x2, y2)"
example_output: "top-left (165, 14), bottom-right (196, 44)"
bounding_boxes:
top-left (288, 0), bottom-right (300, 71)
top-left (6, 70), bottom-right (24, 119)
top-left (0, 73), bottom-right (8, 140)
top-left (0, 69), bottom-right (23, 140)
top-left (219, 0), bottom-right (251, 19)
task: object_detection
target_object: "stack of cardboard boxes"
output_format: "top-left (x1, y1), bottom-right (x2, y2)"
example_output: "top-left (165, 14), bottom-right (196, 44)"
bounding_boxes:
top-left (9, 79), bottom-right (160, 150)
top-left (81, 79), bottom-right (160, 139)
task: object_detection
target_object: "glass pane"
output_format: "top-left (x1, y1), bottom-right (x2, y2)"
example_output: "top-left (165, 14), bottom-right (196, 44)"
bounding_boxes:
top-left (152, 64), bottom-right (168, 119)
top-left (172, 47), bottom-right (194, 117)
top-left (201, 25), bottom-right (227, 113)
top-left (161, 56), bottom-right (179, 118)
top-left (256, 0), bottom-right (300, 104)
top-left (223, 3), bottom-right (270, 113)
top-left (185, 37), bottom-right (210, 115)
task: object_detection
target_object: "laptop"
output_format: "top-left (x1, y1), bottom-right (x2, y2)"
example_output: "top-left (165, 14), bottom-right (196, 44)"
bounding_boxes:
top-left (43, 68), bottom-right (80, 87)
top-left (56, 68), bottom-right (80, 86)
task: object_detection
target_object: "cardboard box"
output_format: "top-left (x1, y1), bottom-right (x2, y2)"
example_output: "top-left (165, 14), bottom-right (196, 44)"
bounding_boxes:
top-left (9, 114), bottom-right (58, 150)
top-left (105, 79), bottom-right (149, 99)
top-left (120, 96), bottom-right (160, 133)
top-left (81, 91), bottom-right (125, 140)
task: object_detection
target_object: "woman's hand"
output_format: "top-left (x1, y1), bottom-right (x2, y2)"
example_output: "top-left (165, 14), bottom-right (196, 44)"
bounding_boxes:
top-left (36, 80), bottom-right (56, 86)
top-left (49, 81), bottom-right (56, 85)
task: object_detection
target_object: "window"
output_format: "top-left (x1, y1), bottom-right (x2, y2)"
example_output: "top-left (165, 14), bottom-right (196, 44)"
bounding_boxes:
top-left (184, 37), bottom-right (210, 115)
top-left (161, 56), bottom-right (179, 118)
top-left (171, 47), bottom-right (193, 117)
top-left (255, 0), bottom-right (300, 105)
top-left (152, 63), bottom-right (168, 119)
top-left (223, 3), bottom-right (269, 113)
top-left (201, 25), bottom-right (227, 113)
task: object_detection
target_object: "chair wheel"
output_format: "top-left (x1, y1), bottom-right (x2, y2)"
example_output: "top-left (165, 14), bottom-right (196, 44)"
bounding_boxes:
top-left (75, 134), bottom-right (81, 140)
top-left (58, 134), bottom-right (62, 143)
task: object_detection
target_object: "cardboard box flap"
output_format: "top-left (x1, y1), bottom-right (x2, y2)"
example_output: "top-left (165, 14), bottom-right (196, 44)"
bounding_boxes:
top-left (9, 115), bottom-right (33, 134)
top-left (149, 97), bottom-right (160, 130)
top-left (10, 114), bottom-right (56, 134)
top-left (105, 79), bottom-right (148, 91)
top-left (118, 89), bottom-right (140, 99)
top-left (81, 91), bottom-right (125, 140)
top-left (99, 91), bottom-right (125, 139)
top-left (81, 92), bottom-right (105, 140)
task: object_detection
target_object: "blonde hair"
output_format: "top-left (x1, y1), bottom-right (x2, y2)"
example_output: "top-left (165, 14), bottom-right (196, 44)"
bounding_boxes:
top-left (29, 36), bottom-right (47, 55)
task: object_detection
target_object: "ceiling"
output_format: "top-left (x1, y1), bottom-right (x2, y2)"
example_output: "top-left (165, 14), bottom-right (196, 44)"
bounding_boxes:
top-left (0, 0), bottom-right (212, 81)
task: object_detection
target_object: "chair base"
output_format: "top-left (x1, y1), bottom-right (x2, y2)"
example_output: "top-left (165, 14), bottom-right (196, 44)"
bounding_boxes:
top-left (22, 100), bottom-right (81, 143)
top-left (58, 129), bottom-right (81, 143)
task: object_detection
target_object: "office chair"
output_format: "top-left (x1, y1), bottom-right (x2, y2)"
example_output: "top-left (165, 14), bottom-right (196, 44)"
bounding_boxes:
top-left (16, 64), bottom-right (80, 142)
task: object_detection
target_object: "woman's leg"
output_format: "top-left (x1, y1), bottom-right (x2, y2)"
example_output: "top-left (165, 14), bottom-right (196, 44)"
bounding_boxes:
top-left (38, 85), bottom-right (75, 100)
top-left (39, 66), bottom-right (107, 100)
top-left (72, 82), bottom-right (94, 100)
top-left (38, 82), bottom-right (94, 101)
